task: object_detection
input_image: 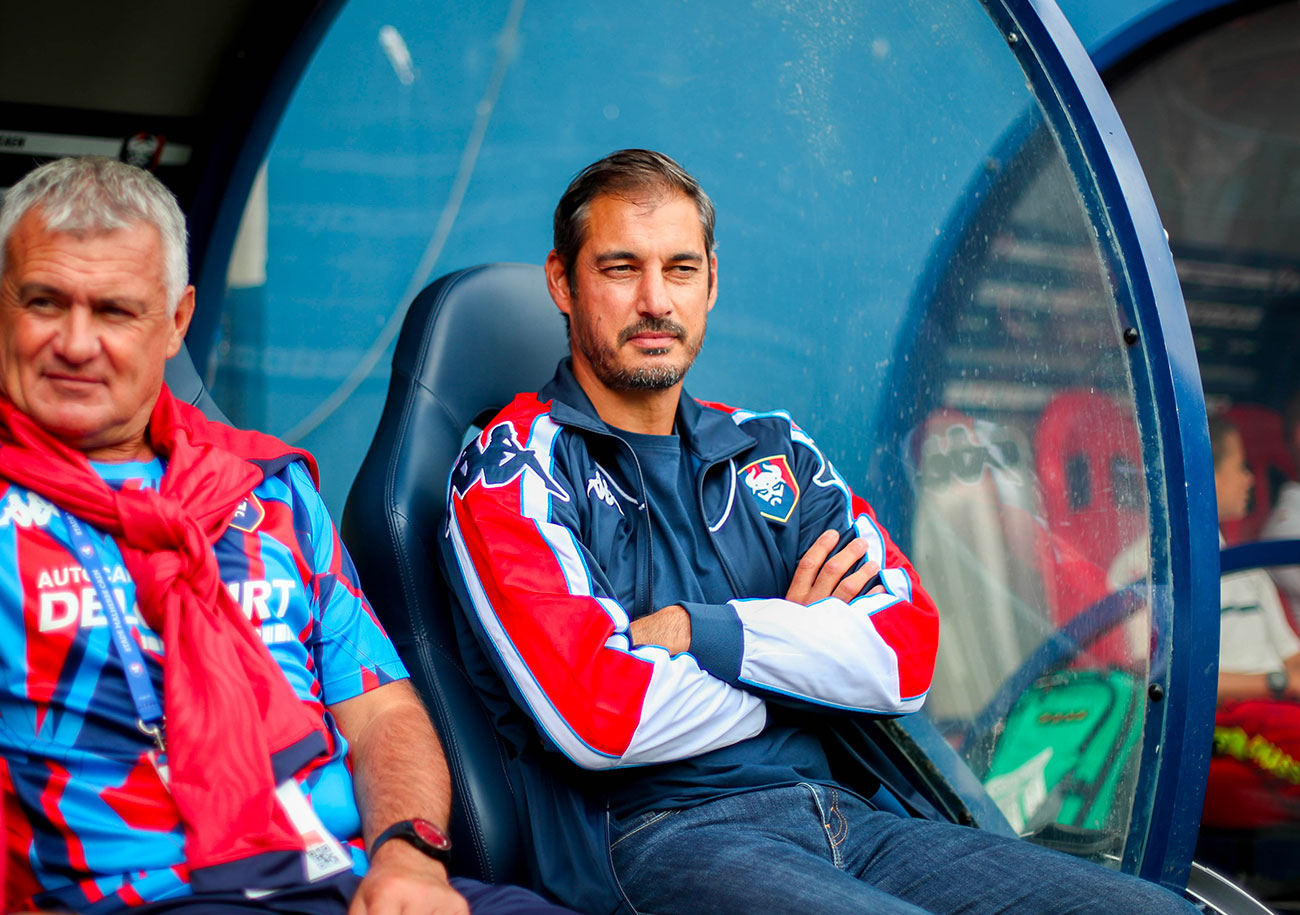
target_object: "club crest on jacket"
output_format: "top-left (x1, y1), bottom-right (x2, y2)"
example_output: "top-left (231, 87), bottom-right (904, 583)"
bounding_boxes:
top-left (739, 455), bottom-right (800, 523)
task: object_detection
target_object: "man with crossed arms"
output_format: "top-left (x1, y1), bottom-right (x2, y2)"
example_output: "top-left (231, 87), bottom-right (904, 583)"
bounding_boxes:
top-left (442, 149), bottom-right (1198, 915)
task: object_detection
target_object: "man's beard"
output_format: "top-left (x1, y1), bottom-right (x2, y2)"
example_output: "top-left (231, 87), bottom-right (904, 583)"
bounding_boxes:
top-left (574, 314), bottom-right (704, 391)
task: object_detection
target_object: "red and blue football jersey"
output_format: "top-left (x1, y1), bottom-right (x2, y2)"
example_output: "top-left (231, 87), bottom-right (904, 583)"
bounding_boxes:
top-left (0, 458), bottom-right (407, 912)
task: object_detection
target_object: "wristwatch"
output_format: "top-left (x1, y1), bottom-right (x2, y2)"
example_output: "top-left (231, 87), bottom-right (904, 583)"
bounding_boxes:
top-left (1267, 670), bottom-right (1289, 699)
top-left (370, 818), bottom-right (452, 864)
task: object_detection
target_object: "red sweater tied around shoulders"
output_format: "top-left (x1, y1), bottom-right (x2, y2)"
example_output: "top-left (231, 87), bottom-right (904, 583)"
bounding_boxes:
top-left (0, 386), bottom-right (330, 891)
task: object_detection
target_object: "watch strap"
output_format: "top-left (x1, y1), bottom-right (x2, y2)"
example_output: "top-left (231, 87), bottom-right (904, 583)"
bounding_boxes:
top-left (370, 818), bottom-right (452, 864)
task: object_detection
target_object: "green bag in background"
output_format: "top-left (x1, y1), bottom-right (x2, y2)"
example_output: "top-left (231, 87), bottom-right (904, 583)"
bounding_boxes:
top-left (982, 669), bottom-right (1145, 837)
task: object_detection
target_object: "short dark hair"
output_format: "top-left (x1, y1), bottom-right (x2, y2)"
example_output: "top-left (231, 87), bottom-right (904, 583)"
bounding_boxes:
top-left (1208, 413), bottom-right (1240, 468)
top-left (552, 149), bottom-right (716, 291)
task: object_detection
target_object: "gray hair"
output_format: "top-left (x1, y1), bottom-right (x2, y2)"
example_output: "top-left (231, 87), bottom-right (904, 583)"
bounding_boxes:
top-left (0, 156), bottom-right (189, 313)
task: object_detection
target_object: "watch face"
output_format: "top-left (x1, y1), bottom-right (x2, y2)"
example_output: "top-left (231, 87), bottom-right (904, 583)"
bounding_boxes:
top-left (411, 817), bottom-right (452, 851)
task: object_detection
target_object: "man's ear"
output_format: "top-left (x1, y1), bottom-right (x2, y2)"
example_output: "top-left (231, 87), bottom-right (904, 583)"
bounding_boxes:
top-left (545, 250), bottom-right (573, 316)
top-left (165, 286), bottom-right (196, 359)
top-left (707, 251), bottom-right (719, 313)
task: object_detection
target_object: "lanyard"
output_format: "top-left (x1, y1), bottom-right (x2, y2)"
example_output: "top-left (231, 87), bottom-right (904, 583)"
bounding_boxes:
top-left (61, 512), bottom-right (166, 752)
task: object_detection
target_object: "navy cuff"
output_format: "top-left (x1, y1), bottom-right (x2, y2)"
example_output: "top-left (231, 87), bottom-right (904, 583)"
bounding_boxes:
top-left (682, 601), bottom-right (744, 684)
top-left (270, 730), bottom-right (327, 782)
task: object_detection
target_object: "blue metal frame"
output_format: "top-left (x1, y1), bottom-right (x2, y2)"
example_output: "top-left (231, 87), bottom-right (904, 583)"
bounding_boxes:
top-left (1221, 540), bottom-right (1300, 575)
top-left (978, 0), bottom-right (1217, 890)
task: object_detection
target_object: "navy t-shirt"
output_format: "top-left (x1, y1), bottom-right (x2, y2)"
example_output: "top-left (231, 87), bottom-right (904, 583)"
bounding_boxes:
top-left (602, 428), bottom-right (833, 820)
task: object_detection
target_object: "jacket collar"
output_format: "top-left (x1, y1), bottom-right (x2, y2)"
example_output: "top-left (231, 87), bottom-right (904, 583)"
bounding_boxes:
top-left (539, 359), bottom-right (754, 463)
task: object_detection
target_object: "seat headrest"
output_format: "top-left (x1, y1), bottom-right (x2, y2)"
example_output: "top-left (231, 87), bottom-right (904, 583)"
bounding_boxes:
top-left (394, 262), bottom-right (567, 438)
top-left (165, 344), bottom-right (232, 425)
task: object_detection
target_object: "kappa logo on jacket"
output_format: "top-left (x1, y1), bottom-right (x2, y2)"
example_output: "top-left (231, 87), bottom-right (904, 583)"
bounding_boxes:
top-left (585, 464), bottom-right (637, 515)
top-left (0, 491), bottom-right (56, 530)
top-left (452, 422), bottom-right (570, 502)
top-left (739, 455), bottom-right (800, 523)
top-left (586, 472), bottom-right (620, 513)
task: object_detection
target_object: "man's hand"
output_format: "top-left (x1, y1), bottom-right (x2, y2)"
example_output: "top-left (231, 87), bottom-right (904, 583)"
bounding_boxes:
top-left (786, 530), bottom-right (883, 606)
top-left (629, 604), bottom-right (692, 654)
top-left (330, 682), bottom-right (464, 915)
top-left (349, 840), bottom-right (468, 915)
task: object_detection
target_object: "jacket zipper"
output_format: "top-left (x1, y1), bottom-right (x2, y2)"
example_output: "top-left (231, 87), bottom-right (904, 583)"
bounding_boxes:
top-left (698, 456), bottom-right (744, 597)
top-left (608, 434), bottom-right (654, 619)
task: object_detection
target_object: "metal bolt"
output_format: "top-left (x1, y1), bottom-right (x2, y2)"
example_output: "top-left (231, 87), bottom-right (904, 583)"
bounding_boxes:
top-left (1148, 682), bottom-right (1165, 702)
top-left (1123, 327), bottom-right (1139, 346)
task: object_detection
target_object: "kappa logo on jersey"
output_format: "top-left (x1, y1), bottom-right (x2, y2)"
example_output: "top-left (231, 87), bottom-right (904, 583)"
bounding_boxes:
top-left (229, 494), bottom-right (265, 533)
top-left (0, 491), bottom-right (56, 530)
top-left (451, 422), bottom-right (570, 502)
top-left (740, 455), bottom-right (800, 523)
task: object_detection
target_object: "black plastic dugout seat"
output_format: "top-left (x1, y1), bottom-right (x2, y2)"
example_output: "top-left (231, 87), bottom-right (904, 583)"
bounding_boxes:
top-left (341, 263), bottom-right (567, 884)
top-left (165, 345), bottom-right (231, 425)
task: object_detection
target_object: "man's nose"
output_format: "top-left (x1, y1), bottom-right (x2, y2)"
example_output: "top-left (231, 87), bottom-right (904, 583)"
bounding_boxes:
top-left (55, 305), bottom-right (99, 363)
top-left (636, 269), bottom-right (673, 317)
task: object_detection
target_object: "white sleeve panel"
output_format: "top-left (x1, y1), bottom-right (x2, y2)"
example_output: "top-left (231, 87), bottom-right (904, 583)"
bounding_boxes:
top-left (730, 593), bottom-right (922, 714)
top-left (617, 638), bottom-right (768, 765)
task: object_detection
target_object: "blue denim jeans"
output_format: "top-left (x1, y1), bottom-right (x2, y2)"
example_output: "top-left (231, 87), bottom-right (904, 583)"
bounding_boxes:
top-left (609, 783), bottom-right (1197, 914)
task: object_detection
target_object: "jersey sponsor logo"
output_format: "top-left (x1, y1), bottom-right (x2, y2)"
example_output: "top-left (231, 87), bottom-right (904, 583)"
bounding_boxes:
top-left (229, 494), bottom-right (265, 533)
top-left (0, 491), bottom-right (57, 529)
top-left (227, 578), bottom-right (297, 621)
top-left (739, 454), bottom-right (800, 523)
top-left (35, 569), bottom-right (298, 646)
top-left (39, 585), bottom-right (139, 634)
top-left (227, 579), bottom-right (301, 644)
top-left (451, 422), bottom-right (569, 502)
top-left (918, 421), bottom-right (1029, 488)
top-left (33, 562), bottom-right (145, 642)
top-left (37, 564), bottom-right (130, 590)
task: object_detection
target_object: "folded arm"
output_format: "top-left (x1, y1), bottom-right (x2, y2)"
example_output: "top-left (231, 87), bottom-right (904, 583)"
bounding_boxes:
top-left (676, 418), bottom-right (940, 715)
top-left (443, 414), bottom-right (767, 772)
